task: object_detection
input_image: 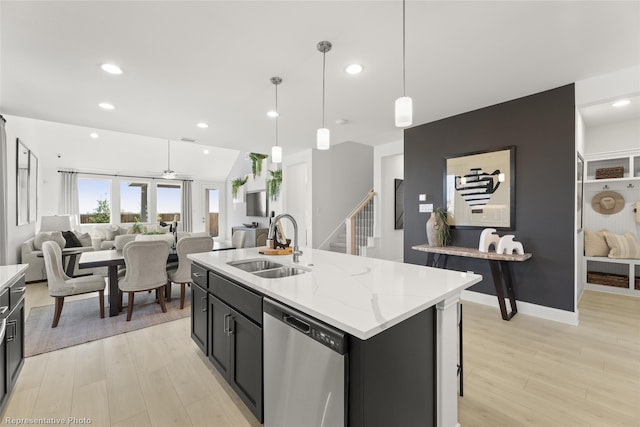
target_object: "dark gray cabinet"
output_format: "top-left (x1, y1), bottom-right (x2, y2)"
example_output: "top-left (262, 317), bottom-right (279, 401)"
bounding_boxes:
top-left (191, 265), bottom-right (263, 423)
top-left (190, 283), bottom-right (208, 354)
top-left (208, 294), bottom-right (231, 377)
top-left (0, 274), bottom-right (25, 415)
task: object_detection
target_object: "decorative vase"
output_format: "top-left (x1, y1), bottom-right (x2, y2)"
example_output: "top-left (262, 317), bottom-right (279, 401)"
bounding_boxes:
top-left (426, 214), bottom-right (440, 247)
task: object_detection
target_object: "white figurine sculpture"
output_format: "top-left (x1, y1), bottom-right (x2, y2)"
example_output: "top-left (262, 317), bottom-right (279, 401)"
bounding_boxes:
top-left (479, 228), bottom-right (500, 252)
top-left (496, 235), bottom-right (525, 255)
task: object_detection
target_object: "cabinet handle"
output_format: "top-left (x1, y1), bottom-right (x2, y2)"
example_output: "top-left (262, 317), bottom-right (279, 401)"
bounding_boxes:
top-left (192, 272), bottom-right (203, 279)
top-left (12, 287), bottom-right (26, 294)
top-left (6, 320), bottom-right (16, 342)
top-left (200, 296), bottom-right (207, 312)
top-left (0, 306), bottom-right (8, 316)
top-left (228, 316), bottom-right (234, 335)
top-left (223, 314), bottom-right (230, 335)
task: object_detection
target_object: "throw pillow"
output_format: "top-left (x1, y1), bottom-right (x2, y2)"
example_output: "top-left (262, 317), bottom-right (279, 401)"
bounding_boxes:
top-left (584, 228), bottom-right (609, 257)
top-left (33, 232), bottom-right (50, 251)
top-left (62, 230), bottom-right (82, 248)
top-left (104, 229), bottom-right (117, 240)
top-left (604, 232), bottom-right (640, 259)
top-left (92, 227), bottom-right (106, 239)
top-left (74, 231), bottom-right (92, 247)
top-left (50, 231), bottom-right (66, 249)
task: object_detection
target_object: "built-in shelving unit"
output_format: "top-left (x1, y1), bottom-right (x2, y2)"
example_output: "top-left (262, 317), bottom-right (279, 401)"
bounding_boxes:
top-left (583, 150), bottom-right (640, 296)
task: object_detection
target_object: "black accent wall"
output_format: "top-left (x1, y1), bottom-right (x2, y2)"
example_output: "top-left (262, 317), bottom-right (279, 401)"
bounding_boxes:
top-left (404, 84), bottom-right (576, 311)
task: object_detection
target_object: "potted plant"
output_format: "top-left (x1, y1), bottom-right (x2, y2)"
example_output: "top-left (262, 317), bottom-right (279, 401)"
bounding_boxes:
top-left (268, 169), bottom-right (282, 201)
top-left (231, 176), bottom-right (248, 200)
top-left (249, 153), bottom-right (269, 178)
top-left (426, 207), bottom-right (451, 247)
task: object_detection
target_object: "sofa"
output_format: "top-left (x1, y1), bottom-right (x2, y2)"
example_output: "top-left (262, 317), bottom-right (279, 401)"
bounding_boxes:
top-left (21, 230), bottom-right (100, 282)
top-left (90, 223), bottom-right (172, 250)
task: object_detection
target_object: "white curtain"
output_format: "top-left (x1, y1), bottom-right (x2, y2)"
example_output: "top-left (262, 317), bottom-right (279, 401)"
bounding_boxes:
top-left (181, 180), bottom-right (193, 232)
top-left (0, 116), bottom-right (8, 265)
top-left (59, 170), bottom-right (79, 220)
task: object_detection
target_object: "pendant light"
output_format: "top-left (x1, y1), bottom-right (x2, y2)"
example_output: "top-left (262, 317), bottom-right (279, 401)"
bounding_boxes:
top-left (395, 0), bottom-right (413, 128)
top-left (270, 76), bottom-right (283, 163)
top-left (317, 41), bottom-right (332, 150)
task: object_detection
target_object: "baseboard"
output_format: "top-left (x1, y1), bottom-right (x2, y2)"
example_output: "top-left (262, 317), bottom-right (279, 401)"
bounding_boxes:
top-left (460, 290), bottom-right (579, 325)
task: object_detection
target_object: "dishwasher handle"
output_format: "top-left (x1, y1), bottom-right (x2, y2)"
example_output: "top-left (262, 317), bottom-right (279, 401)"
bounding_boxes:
top-left (283, 314), bottom-right (310, 334)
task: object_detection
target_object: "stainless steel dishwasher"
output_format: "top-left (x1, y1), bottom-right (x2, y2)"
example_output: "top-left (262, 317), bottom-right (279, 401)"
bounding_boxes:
top-left (263, 298), bottom-right (348, 427)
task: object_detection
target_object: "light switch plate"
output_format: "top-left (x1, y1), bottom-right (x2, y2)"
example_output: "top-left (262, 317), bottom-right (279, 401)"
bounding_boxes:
top-left (419, 203), bottom-right (433, 213)
top-left (419, 194), bottom-right (427, 201)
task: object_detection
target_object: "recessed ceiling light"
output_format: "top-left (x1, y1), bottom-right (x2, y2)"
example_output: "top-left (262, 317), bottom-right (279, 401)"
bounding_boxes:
top-left (197, 122), bottom-right (209, 129)
top-left (612, 99), bottom-right (631, 108)
top-left (267, 111), bottom-right (279, 118)
top-left (90, 132), bottom-right (99, 139)
top-left (98, 102), bottom-right (114, 110)
top-left (203, 149), bottom-right (210, 155)
top-left (345, 64), bottom-right (363, 75)
top-left (101, 63), bottom-right (122, 75)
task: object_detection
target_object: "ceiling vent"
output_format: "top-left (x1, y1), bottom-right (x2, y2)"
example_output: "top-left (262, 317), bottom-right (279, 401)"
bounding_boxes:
top-left (180, 137), bottom-right (196, 143)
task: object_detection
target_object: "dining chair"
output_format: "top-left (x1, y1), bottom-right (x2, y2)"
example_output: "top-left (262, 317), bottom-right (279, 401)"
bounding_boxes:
top-left (42, 241), bottom-right (106, 328)
top-left (232, 230), bottom-right (247, 248)
top-left (118, 240), bottom-right (170, 321)
top-left (168, 236), bottom-right (213, 309)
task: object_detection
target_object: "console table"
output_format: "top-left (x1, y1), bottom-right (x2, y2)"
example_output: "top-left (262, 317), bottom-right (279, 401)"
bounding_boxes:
top-left (412, 245), bottom-right (532, 321)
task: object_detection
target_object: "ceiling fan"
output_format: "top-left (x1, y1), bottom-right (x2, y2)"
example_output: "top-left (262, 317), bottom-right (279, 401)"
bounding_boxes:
top-left (158, 140), bottom-right (189, 180)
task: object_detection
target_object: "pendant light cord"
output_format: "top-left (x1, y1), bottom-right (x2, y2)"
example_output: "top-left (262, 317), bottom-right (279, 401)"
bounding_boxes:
top-left (322, 50), bottom-right (326, 128)
top-left (275, 83), bottom-right (279, 147)
top-left (402, 0), bottom-right (406, 97)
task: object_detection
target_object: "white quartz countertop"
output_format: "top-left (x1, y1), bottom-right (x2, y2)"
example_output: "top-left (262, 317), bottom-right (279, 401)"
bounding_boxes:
top-left (0, 264), bottom-right (29, 291)
top-left (189, 248), bottom-right (481, 340)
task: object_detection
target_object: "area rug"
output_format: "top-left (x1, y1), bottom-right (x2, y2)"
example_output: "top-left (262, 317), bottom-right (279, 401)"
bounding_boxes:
top-left (25, 285), bottom-right (192, 357)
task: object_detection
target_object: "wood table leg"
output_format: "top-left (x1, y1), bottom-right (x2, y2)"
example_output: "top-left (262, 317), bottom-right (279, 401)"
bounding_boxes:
top-left (489, 260), bottom-right (517, 320)
top-left (107, 265), bottom-right (120, 317)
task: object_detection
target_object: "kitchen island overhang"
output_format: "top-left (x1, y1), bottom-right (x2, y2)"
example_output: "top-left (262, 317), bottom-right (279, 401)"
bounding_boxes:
top-left (189, 248), bottom-right (481, 427)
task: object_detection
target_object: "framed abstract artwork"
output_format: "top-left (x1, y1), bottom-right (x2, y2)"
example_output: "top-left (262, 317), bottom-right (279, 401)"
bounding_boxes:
top-left (444, 146), bottom-right (515, 230)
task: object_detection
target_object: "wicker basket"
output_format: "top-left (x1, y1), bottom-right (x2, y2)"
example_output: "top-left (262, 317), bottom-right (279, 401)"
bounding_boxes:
top-left (635, 277), bottom-right (640, 291)
top-left (587, 271), bottom-right (629, 288)
top-left (595, 166), bottom-right (624, 179)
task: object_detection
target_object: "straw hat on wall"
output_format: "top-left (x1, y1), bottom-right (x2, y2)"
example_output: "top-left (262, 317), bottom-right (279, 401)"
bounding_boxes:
top-left (591, 191), bottom-right (625, 215)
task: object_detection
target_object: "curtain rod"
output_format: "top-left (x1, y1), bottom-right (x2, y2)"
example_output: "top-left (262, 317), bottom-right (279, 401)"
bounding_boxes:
top-left (57, 169), bottom-right (193, 182)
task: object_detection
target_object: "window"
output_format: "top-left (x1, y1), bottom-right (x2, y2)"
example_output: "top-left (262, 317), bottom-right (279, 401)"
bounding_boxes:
top-left (157, 183), bottom-right (181, 223)
top-left (78, 178), bottom-right (111, 224)
top-left (120, 181), bottom-right (149, 223)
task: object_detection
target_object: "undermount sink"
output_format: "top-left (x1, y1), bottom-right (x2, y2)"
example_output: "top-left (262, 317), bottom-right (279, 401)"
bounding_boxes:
top-left (228, 259), bottom-right (283, 272)
top-left (253, 267), bottom-right (308, 279)
top-left (228, 258), bottom-right (308, 279)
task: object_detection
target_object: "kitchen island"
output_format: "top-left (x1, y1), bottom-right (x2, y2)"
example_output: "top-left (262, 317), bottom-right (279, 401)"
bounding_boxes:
top-left (188, 248), bottom-right (481, 427)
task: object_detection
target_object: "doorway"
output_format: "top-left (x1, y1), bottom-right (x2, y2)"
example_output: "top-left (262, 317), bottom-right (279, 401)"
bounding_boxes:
top-left (204, 188), bottom-right (219, 237)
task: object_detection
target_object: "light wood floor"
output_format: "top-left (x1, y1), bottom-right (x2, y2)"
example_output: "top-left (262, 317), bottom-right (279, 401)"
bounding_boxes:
top-left (2, 285), bottom-right (638, 426)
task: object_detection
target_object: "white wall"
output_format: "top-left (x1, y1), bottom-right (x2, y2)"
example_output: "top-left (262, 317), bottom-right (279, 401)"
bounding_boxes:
top-left (374, 140), bottom-right (404, 261)
top-left (312, 142), bottom-right (374, 248)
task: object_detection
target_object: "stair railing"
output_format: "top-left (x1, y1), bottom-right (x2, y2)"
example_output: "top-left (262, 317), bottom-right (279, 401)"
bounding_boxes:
top-left (346, 189), bottom-right (376, 255)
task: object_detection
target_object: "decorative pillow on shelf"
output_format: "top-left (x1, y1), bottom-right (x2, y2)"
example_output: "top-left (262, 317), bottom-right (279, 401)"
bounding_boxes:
top-left (33, 231), bottom-right (66, 250)
top-left (62, 230), bottom-right (83, 248)
top-left (584, 228), bottom-right (609, 257)
top-left (604, 232), bottom-right (640, 259)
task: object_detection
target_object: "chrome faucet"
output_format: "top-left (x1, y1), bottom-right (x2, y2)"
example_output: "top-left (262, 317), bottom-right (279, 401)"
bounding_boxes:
top-left (269, 213), bottom-right (303, 263)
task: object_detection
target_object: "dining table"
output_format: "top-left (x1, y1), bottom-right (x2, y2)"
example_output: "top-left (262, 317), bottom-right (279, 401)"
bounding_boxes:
top-left (79, 240), bottom-right (235, 317)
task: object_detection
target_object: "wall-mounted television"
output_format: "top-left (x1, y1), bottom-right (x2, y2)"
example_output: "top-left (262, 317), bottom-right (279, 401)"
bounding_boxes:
top-left (246, 190), bottom-right (268, 217)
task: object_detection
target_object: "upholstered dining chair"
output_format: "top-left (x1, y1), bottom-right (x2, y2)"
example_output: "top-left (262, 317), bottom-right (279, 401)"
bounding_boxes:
top-left (232, 230), bottom-right (247, 248)
top-left (118, 240), bottom-right (170, 321)
top-left (42, 241), bottom-right (106, 328)
top-left (168, 236), bottom-right (213, 309)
